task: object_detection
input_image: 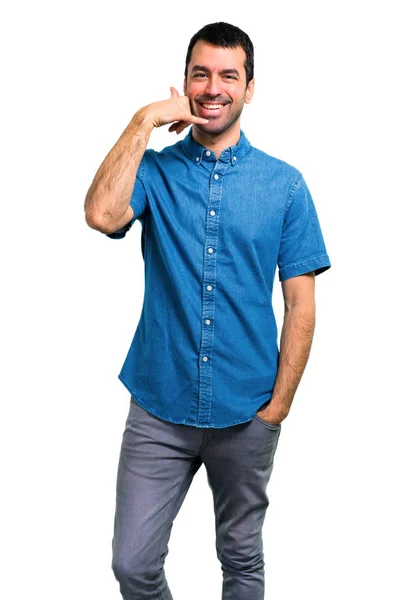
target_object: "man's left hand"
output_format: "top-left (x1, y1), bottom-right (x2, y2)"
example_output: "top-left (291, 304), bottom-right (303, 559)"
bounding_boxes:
top-left (256, 407), bottom-right (287, 426)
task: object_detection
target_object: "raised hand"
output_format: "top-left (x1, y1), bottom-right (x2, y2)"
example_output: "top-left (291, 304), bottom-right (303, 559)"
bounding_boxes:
top-left (145, 87), bottom-right (208, 134)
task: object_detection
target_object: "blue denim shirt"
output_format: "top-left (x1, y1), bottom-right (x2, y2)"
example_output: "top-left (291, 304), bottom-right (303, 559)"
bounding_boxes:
top-left (106, 127), bottom-right (331, 428)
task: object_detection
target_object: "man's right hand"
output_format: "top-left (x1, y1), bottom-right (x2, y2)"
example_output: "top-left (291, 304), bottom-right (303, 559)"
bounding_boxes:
top-left (143, 87), bottom-right (208, 135)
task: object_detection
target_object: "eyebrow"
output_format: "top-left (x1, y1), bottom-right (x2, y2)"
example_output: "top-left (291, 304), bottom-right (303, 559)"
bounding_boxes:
top-left (191, 65), bottom-right (241, 77)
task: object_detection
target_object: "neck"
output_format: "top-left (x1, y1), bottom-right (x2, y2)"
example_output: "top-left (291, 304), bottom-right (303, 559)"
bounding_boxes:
top-left (191, 121), bottom-right (241, 159)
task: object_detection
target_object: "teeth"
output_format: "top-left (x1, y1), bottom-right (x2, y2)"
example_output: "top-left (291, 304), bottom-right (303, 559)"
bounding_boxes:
top-left (201, 103), bottom-right (224, 110)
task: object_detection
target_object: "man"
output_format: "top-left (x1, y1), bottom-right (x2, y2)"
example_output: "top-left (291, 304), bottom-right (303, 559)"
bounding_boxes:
top-left (84, 21), bottom-right (331, 600)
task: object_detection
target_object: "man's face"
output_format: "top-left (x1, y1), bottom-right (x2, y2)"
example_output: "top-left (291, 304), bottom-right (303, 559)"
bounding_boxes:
top-left (184, 40), bottom-right (254, 136)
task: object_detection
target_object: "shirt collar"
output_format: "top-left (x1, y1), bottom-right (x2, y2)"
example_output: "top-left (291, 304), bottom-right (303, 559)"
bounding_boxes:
top-left (182, 126), bottom-right (251, 166)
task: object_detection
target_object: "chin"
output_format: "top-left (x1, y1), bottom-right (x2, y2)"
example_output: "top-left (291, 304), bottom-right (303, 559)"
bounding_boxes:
top-left (195, 120), bottom-right (231, 136)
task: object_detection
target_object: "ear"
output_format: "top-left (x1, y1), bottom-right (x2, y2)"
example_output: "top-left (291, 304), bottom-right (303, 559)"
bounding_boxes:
top-left (183, 75), bottom-right (187, 95)
top-left (245, 78), bottom-right (255, 104)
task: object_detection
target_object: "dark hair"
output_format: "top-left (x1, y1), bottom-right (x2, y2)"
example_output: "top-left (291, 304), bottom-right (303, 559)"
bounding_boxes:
top-left (184, 22), bottom-right (254, 87)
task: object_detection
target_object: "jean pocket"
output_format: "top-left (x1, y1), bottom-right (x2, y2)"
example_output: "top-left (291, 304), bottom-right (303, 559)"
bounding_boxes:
top-left (254, 413), bottom-right (281, 431)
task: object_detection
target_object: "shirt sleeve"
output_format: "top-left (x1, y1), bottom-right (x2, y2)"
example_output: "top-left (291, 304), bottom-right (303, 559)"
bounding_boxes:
top-left (277, 173), bottom-right (331, 281)
top-left (106, 155), bottom-right (148, 239)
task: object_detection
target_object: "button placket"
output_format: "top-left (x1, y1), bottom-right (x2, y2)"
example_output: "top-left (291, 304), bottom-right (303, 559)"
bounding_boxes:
top-left (197, 160), bottom-right (229, 423)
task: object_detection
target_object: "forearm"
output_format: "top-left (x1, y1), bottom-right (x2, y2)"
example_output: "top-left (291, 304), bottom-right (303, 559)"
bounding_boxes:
top-left (269, 302), bottom-right (316, 419)
top-left (84, 107), bottom-right (153, 233)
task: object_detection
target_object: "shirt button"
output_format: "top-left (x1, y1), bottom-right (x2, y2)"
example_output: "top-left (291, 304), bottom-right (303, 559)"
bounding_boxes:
top-left (206, 150), bottom-right (211, 156)
top-left (207, 285), bottom-right (213, 291)
top-left (208, 247), bottom-right (214, 254)
top-left (214, 174), bottom-right (219, 180)
top-left (210, 210), bottom-right (215, 216)
top-left (203, 356), bottom-right (208, 362)
top-left (196, 157), bottom-right (200, 162)
top-left (205, 319), bottom-right (211, 325)
top-left (233, 156), bottom-right (237, 161)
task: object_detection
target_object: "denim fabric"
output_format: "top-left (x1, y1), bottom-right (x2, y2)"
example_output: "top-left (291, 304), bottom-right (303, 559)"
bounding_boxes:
top-left (112, 395), bottom-right (282, 600)
top-left (107, 127), bottom-right (331, 428)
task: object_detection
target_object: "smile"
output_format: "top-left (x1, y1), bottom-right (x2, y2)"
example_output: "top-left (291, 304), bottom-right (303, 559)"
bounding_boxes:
top-left (196, 101), bottom-right (229, 116)
top-left (200, 103), bottom-right (225, 110)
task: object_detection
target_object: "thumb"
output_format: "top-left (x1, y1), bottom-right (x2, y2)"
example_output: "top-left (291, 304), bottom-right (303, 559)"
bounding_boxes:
top-left (170, 86), bottom-right (179, 98)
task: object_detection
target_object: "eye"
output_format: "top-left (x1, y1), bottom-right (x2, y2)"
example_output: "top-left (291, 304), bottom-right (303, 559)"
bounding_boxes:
top-left (193, 73), bottom-right (206, 78)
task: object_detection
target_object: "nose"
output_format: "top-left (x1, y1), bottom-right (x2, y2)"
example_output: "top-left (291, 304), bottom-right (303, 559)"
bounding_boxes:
top-left (204, 74), bottom-right (222, 97)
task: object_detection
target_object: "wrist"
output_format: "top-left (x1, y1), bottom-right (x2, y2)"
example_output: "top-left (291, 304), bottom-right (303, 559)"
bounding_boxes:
top-left (129, 106), bottom-right (155, 135)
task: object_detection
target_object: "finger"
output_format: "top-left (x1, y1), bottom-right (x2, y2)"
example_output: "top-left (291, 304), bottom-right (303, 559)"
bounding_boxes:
top-left (168, 120), bottom-right (188, 135)
top-left (168, 121), bottom-right (181, 132)
top-left (186, 115), bottom-right (209, 125)
top-left (175, 121), bottom-right (191, 135)
top-left (168, 114), bottom-right (208, 134)
top-left (170, 86), bottom-right (179, 98)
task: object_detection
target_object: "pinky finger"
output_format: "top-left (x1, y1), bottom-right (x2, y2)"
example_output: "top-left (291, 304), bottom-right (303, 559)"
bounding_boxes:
top-left (175, 121), bottom-right (191, 135)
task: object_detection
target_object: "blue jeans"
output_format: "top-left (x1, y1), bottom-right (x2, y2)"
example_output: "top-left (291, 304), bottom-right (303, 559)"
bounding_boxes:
top-left (111, 395), bottom-right (282, 599)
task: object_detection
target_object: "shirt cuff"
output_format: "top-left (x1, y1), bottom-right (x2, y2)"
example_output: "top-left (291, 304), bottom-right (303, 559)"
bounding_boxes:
top-left (279, 254), bottom-right (331, 281)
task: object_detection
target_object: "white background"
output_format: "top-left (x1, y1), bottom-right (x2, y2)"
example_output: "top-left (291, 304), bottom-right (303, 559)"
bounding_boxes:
top-left (1, 1), bottom-right (399, 598)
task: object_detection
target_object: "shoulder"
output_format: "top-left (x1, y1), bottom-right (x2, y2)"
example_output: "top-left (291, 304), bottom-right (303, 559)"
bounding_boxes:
top-left (144, 139), bottom-right (183, 161)
top-left (245, 145), bottom-right (304, 200)
top-left (249, 145), bottom-right (302, 182)
top-left (141, 140), bottom-right (185, 171)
